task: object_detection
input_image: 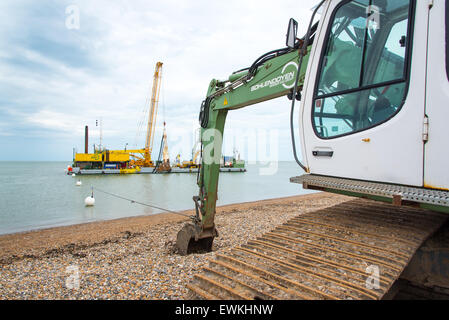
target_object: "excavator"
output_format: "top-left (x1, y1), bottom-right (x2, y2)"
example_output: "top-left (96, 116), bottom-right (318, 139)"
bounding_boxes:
top-left (175, 0), bottom-right (449, 299)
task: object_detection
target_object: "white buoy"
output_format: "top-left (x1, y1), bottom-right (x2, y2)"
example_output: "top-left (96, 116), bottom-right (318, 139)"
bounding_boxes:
top-left (85, 196), bottom-right (95, 206)
top-left (72, 173), bottom-right (76, 177)
top-left (85, 187), bottom-right (95, 206)
top-left (76, 180), bottom-right (82, 186)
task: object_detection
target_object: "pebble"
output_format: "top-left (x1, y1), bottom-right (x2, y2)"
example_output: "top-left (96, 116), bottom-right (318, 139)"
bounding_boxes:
top-left (0, 195), bottom-right (348, 299)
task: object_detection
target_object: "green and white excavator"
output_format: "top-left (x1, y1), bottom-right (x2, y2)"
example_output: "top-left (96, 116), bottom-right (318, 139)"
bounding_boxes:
top-left (176, 0), bottom-right (449, 299)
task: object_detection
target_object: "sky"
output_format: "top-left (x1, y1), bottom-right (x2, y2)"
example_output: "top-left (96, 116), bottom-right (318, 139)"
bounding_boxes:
top-left (0, 0), bottom-right (318, 162)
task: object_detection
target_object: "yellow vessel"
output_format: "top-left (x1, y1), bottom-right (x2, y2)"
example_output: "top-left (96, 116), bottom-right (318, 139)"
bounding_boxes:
top-left (119, 166), bottom-right (141, 174)
top-left (72, 62), bottom-right (165, 174)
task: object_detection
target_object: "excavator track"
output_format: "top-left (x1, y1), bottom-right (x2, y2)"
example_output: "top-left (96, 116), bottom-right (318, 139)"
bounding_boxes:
top-left (186, 198), bottom-right (448, 300)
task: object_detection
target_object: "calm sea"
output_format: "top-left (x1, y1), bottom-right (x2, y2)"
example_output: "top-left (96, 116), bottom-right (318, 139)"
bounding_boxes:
top-left (0, 161), bottom-right (312, 235)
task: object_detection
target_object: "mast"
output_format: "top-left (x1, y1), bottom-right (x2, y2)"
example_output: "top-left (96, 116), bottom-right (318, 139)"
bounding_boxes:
top-left (99, 118), bottom-right (103, 151)
top-left (162, 122), bottom-right (169, 163)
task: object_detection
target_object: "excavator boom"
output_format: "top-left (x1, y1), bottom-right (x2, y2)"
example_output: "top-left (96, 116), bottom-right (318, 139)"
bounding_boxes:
top-left (176, 34), bottom-right (313, 254)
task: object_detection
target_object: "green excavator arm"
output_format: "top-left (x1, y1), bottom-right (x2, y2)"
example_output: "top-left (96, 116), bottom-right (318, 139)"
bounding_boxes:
top-left (176, 44), bottom-right (311, 255)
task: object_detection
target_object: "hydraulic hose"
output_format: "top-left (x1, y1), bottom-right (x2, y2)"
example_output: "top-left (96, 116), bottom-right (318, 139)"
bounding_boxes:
top-left (290, 0), bottom-right (326, 172)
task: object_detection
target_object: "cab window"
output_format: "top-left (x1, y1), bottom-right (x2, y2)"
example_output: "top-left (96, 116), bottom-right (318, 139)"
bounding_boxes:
top-left (313, 0), bottom-right (413, 139)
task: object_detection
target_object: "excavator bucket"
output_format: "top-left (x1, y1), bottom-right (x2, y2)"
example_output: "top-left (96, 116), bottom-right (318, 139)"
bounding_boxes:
top-left (176, 223), bottom-right (215, 255)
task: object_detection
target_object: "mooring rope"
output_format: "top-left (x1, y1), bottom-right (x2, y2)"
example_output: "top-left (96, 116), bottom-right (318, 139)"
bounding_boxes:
top-left (91, 186), bottom-right (192, 218)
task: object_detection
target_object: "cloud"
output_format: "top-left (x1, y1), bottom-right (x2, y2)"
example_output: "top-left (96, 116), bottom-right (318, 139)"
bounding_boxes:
top-left (0, 0), bottom-right (317, 161)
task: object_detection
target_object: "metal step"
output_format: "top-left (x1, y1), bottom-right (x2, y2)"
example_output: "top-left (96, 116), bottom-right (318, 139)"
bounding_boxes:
top-left (187, 199), bottom-right (447, 300)
top-left (291, 174), bottom-right (449, 208)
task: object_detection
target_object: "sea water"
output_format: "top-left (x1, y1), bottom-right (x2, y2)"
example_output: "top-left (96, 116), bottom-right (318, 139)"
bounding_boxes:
top-left (0, 161), bottom-right (312, 235)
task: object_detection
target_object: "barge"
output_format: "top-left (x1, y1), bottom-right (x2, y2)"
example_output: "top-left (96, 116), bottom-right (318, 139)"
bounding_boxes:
top-left (68, 166), bottom-right (246, 175)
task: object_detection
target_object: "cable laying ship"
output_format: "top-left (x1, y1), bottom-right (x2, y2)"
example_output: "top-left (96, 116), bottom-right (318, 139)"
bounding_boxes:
top-left (67, 62), bottom-right (245, 175)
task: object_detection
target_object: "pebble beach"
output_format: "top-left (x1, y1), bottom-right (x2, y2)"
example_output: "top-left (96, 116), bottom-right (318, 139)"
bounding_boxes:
top-left (0, 192), bottom-right (350, 300)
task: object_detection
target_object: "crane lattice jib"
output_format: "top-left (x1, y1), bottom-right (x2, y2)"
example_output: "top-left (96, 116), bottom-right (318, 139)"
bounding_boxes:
top-left (145, 62), bottom-right (163, 159)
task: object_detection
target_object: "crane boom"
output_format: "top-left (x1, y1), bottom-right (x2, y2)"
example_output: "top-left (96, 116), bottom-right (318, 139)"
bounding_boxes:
top-left (144, 61), bottom-right (163, 166)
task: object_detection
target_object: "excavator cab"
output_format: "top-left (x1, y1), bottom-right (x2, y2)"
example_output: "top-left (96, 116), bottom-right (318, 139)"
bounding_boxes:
top-left (312, 0), bottom-right (409, 137)
top-left (298, 0), bottom-right (425, 187)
